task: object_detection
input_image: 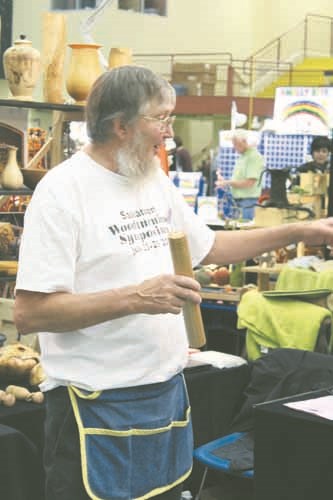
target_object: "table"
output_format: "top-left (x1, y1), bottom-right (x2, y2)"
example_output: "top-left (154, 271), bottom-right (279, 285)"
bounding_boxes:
top-left (254, 388), bottom-right (333, 500)
top-left (0, 398), bottom-right (45, 500)
top-left (0, 364), bottom-right (250, 500)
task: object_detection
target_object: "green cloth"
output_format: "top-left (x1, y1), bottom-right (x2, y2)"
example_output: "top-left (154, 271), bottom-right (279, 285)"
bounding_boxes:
top-left (237, 289), bottom-right (331, 360)
top-left (231, 148), bottom-right (264, 199)
top-left (276, 266), bottom-right (333, 291)
top-left (275, 267), bottom-right (333, 352)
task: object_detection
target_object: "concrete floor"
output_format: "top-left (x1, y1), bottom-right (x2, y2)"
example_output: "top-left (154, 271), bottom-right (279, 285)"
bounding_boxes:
top-left (191, 476), bottom-right (254, 500)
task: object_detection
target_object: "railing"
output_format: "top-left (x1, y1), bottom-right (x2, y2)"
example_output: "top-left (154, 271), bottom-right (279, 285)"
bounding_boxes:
top-left (132, 14), bottom-right (333, 100)
top-left (245, 13), bottom-right (333, 93)
top-left (132, 51), bottom-right (233, 95)
top-left (132, 52), bottom-right (331, 98)
top-left (132, 52), bottom-right (293, 97)
top-left (248, 14), bottom-right (333, 64)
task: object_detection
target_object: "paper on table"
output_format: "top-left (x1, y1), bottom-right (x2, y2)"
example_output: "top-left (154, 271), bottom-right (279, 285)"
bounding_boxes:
top-left (284, 394), bottom-right (333, 420)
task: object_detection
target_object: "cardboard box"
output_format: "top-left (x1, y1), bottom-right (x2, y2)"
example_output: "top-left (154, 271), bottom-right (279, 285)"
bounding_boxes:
top-left (201, 83), bottom-right (215, 96)
top-left (186, 81), bottom-right (202, 96)
top-left (299, 172), bottom-right (327, 195)
top-left (172, 72), bottom-right (216, 84)
top-left (254, 207), bottom-right (299, 226)
top-left (172, 62), bottom-right (217, 75)
top-left (171, 78), bottom-right (215, 96)
top-left (287, 193), bottom-right (322, 219)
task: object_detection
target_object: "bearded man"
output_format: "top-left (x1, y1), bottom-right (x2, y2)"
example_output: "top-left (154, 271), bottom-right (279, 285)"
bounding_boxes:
top-left (14, 66), bottom-right (333, 500)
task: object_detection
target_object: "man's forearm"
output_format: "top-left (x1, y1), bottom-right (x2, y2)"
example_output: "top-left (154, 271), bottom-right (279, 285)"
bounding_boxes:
top-left (14, 273), bottom-right (202, 335)
top-left (14, 287), bottom-right (141, 335)
top-left (202, 222), bottom-right (308, 265)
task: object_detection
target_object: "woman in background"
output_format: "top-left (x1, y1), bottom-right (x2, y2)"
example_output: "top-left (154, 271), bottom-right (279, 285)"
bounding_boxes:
top-left (298, 136), bottom-right (331, 174)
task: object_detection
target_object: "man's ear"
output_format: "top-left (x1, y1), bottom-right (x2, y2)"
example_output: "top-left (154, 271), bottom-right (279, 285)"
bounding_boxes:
top-left (113, 116), bottom-right (129, 140)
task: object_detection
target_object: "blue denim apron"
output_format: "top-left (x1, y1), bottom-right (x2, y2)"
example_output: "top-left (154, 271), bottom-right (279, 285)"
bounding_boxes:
top-left (68, 372), bottom-right (193, 500)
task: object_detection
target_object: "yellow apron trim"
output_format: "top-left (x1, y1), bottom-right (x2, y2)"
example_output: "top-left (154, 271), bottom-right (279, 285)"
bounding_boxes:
top-left (68, 386), bottom-right (95, 498)
top-left (69, 385), bottom-right (102, 400)
top-left (80, 406), bottom-right (191, 437)
top-left (133, 466), bottom-right (192, 500)
top-left (67, 386), bottom-right (192, 500)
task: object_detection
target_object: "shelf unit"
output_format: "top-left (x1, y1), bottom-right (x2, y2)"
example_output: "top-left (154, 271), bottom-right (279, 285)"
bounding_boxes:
top-left (0, 99), bottom-right (85, 167)
top-left (0, 98), bottom-right (84, 113)
top-left (0, 188), bottom-right (33, 196)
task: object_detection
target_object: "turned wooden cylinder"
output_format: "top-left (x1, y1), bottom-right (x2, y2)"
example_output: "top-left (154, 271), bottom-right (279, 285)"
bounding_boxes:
top-left (168, 232), bottom-right (206, 348)
top-left (42, 12), bottom-right (67, 103)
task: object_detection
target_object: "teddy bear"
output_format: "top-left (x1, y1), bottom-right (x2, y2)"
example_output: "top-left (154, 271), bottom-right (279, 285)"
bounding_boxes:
top-left (0, 342), bottom-right (45, 386)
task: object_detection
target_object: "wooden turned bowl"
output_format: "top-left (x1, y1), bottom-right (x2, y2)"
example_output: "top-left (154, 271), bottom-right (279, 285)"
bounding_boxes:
top-left (21, 168), bottom-right (48, 189)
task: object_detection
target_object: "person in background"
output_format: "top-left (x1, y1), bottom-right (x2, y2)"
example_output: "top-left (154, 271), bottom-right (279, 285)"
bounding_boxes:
top-left (14, 66), bottom-right (333, 500)
top-left (216, 128), bottom-right (264, 219)
top-left (298, 135), bottom-right (331, 174)
top-left (174, 135), bottom-right (193, 172)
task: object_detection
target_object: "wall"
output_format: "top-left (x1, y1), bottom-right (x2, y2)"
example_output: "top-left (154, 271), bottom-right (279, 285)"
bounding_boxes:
top-left (2, 0), bottom-right (333, 98)
top-left (1, 0), bottom-right (333, 159)
top-left (0, 0), bottom-right (254, 99)
top-left (0, 0), bottom-right (255, 157)
top-left (252, 0), bottom-right (333, 55)
top-left (10, 0), bottom-right (254, 56)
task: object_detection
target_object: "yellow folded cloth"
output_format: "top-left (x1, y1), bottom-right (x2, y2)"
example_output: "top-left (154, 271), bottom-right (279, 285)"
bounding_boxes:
top-left (238, 289), bottom-right (331, 360)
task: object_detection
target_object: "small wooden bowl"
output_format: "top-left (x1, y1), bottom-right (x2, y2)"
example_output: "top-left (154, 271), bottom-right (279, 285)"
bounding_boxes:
top-left (21, 168), bottom-right (48, 190)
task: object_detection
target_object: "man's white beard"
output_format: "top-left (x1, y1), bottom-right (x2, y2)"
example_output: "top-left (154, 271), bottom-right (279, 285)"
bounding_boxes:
top-left (115, 132), bottom-right (160, 181)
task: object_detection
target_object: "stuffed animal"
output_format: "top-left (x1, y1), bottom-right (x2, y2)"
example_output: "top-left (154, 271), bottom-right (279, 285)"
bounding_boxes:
top-left (0, 342), bottom-right (45, 386)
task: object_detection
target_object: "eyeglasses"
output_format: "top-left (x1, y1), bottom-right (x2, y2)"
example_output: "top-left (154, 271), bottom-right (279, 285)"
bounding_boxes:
top-left (141, 114), bottom-right (176, 129)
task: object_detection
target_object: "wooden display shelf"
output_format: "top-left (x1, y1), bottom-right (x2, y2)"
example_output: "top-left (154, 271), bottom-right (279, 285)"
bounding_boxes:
top-left (0, 98), bottom-right (84, 114)
top-left (0, 188), bottom-right (33, 196)
top-left (200, 285), bottom-right (241, 302)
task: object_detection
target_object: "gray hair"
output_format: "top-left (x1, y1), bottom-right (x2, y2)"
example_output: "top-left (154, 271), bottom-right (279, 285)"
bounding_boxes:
top-left (231, 129), bottom-right (249, 142)
top-left (85, 65), bottom-right (175, 143)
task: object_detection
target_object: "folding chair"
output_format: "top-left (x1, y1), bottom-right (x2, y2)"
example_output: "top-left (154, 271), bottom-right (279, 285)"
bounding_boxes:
top-left (193, 432), bottom-right (254, 500)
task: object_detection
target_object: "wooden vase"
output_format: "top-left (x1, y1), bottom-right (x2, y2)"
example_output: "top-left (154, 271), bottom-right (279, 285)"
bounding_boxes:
top-left (108, 47), bottom-right (133, 69)
top-left (66, 43), bottom-right (103, 104)
top-left (42, 12), bottom-right (67, 104)
top-left (1, 146), bottom-right (24, 190)
top-left (3, 35), bottom-right (41, 101)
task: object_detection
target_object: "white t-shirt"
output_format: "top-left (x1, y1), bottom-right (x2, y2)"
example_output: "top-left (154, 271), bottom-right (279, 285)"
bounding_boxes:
top-left (16, 151), bottom-right (215, 391)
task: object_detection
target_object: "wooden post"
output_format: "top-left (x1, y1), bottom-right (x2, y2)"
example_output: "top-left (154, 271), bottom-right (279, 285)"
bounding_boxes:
top-left (296, 241), bottom-right (305, 258)
top-left (49, 111), bottom-right (65, 168)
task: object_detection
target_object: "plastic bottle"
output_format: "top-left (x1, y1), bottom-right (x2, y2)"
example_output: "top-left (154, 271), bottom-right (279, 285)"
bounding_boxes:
top-left (173, 172), bottom-right (180, 187)
top-left (198, 174), bottom-right (206, 196)
top-left (217, 187), bottom-right (225, 218)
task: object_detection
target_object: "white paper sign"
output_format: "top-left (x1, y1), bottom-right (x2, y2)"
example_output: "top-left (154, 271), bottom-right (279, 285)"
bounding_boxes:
top-left (273, 87), bottom-right (333, 135)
